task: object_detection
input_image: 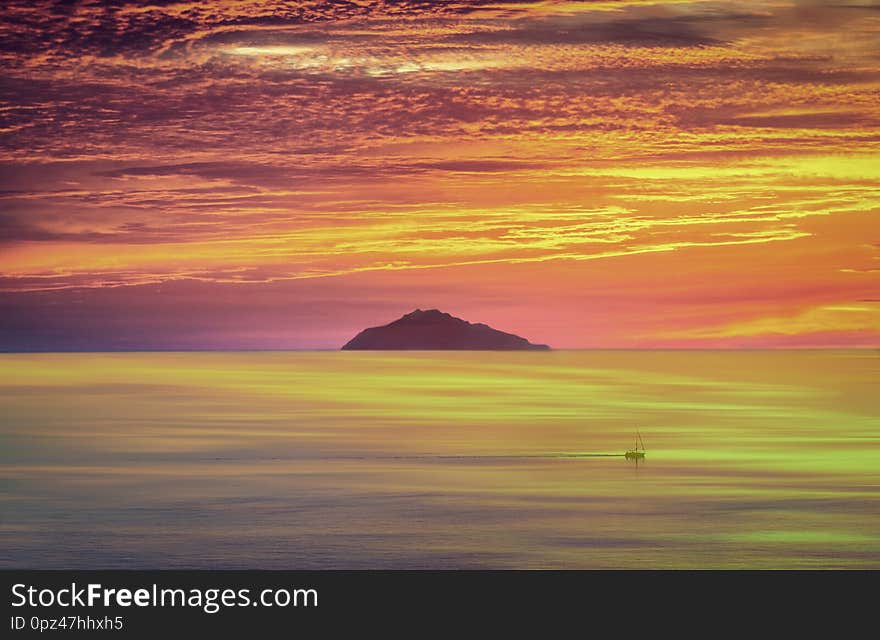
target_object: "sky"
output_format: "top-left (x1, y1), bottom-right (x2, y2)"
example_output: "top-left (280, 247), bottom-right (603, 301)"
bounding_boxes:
top-left (1, 0), bottom-right (878, 350)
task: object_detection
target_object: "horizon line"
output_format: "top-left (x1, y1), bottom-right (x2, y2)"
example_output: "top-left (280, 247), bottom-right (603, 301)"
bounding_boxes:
top-left (0, 347), bottom-right (877, 354)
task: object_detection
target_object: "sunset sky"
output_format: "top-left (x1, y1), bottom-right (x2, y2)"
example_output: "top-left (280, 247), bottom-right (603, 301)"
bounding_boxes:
top-left (1, 0), bottom-right (878, 350)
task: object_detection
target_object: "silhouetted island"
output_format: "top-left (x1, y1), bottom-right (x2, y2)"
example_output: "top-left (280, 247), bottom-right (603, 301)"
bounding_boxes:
top-left (341, 309), bottom-right (550, 350)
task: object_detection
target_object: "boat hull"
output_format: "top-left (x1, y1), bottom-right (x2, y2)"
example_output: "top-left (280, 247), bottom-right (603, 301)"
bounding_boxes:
top-left (625, 451), bottom-right (645, 459)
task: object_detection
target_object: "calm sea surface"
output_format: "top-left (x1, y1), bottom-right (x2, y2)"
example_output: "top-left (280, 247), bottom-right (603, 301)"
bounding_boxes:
top-left (1, 351), bottom-right (878, 569)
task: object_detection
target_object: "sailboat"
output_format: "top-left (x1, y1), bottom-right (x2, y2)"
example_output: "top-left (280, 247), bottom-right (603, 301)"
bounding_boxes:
top-left (625, 429), bottom-right (646, 459)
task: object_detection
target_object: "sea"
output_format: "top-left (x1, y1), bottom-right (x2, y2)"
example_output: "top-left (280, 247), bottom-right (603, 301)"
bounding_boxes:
top-left (1, 350), bottom-right (878, 568)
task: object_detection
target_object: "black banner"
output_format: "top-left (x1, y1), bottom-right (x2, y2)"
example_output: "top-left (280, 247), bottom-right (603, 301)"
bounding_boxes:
top-left (1, 570), bottom-right (872, 635)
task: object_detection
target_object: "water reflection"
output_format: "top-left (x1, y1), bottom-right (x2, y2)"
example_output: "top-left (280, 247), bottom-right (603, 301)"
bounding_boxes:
top-left (1, 350), bottom-right (878, 568)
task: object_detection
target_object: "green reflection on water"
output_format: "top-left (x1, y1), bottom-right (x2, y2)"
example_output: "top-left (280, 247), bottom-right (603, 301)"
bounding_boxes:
top-left (1, 350), bottom-right (878, 568)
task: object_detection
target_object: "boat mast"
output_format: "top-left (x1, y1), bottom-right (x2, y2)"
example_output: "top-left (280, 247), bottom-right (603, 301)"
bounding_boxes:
top-left (637, 429), bottom-right (645, 452)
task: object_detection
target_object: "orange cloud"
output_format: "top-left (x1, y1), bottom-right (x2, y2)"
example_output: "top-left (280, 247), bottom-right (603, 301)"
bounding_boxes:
top-left (1, 1), bottom-right (878, 348)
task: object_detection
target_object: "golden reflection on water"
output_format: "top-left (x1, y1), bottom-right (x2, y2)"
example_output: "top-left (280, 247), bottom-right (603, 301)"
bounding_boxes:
top-left (1, 351), bottom-right (878, 568)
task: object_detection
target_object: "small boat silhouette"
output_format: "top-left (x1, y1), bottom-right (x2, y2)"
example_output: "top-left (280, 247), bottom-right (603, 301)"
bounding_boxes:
top-left (625, 429), bottom-right (646, 459)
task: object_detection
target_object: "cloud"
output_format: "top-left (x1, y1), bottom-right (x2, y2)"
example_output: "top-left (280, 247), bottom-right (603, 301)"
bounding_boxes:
top-left (448, 14), bottom-right (730, 48)
top-left (1, 0), bottom-right (879, 347)
top-left (718, 111), bottom-right (872, 129)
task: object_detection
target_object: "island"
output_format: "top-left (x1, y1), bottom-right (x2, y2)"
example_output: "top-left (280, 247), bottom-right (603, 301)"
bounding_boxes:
top-left (341, 309), bottom-right (550, 350)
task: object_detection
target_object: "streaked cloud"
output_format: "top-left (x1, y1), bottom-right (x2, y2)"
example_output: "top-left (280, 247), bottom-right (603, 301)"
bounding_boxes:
top-left (1, 0), bottom-right (878, 348)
